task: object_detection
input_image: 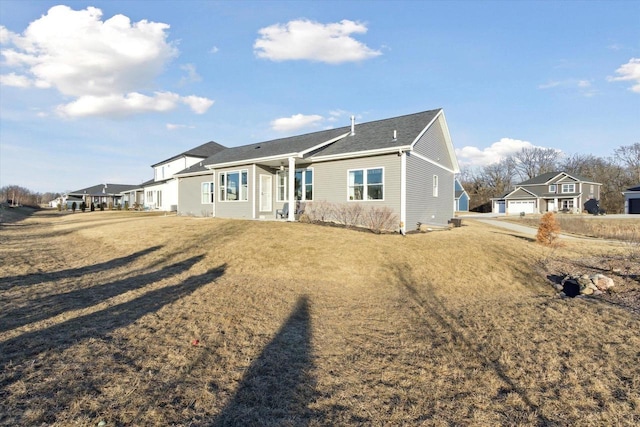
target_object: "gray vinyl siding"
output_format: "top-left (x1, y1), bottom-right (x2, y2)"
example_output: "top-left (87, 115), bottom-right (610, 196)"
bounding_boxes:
top-left (412, 115), bottom-right (454, 171)
top-left (178, 174), bottom-right (214, 217)
top-left (313, 153), bottom-right (401, 212)
top-left (214, 165), bottom-right (253, 219)
top-left (405, 152), bottom-right (454, 229)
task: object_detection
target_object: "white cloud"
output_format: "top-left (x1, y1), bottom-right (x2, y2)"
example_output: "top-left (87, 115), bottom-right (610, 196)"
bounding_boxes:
top-left (0, 72), bottom-right (32, 87)
top-left (181, 95), bottom-right (214, 114)
top-left (210, 46), bottom-right (219, 54)
top-left (166, 123), bottom-right (195, 131)
top-left (607, 58), bottom-right (640, 93)
top-left (271, 113), bottom-right (324, 132)
top-left (254, 19), bottom-right (382, 64)
top-left (0, 5), bottom-right (214, 117)
top-left (56, 92), bottom-right (181, 118)
top-left (456, 138), bottom-right (536, 167)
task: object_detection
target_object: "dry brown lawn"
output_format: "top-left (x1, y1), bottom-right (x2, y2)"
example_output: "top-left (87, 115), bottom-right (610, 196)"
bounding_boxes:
top-left (1, 209), bottom-right (639, 426)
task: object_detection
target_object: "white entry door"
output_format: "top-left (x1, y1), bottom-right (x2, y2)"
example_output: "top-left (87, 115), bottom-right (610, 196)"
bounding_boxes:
top-left (259, 175), bottom-right (272, 212)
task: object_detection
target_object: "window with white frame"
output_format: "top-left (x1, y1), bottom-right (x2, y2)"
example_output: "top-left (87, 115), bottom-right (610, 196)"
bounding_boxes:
top-left (276, 168), bottom-right (313, 201)
top-left (433, 175), bottom-right (439, 197)
top-left (219, 170), bottom-right (248, 201)
top-left (201, 182), bottom-right (214, 203)
top-left (562, 183), bottom-right (575, 193)
top-left (348, 168), bottom-right (383, 200)
top-left (549, 184), bottom-right (557, 193)
top-left (146, 190), bottom-right (153, 203)
top-left (562, 199), bottom-right (574, 210)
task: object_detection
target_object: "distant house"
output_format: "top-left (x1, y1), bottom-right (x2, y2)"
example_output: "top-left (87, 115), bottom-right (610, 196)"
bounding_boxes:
top-left (491, 171), bottom-right (602, 215)
top-left (454, 178), bottom-right (470, 212)
top-left (137, 141), bottom-right (226, 211)
top-left (67, 184), bottom-right (139, 208)
top-left (175, 109), bottom-right (460, 232)
top-left (623, 184), bottom-right (640, 214)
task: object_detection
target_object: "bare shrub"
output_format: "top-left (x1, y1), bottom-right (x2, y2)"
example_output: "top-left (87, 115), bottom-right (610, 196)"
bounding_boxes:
top-left (363, 206), bottom-right (399, 233)
top-left (305, 200), bottom-right (334, 223)
top-left (536, 212), bottom-right (561, 247)
top-left (332, 203), bottom-right (364, 228)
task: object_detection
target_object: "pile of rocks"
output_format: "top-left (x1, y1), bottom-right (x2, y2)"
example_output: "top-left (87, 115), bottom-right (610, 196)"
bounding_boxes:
top-left (556, 273), bottom-right (615, 298)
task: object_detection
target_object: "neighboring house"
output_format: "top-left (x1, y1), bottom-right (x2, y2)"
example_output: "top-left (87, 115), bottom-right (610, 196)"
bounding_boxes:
top-left (67, 184), bottom-right (139, 208)
top-left (140, 141), bottom-right (226, 211)
top-left (623, 184), bottom-right (640, 214)
top-left (454, 178), bottom-right (470, 212)
top-left (491, 171), bottom-right (602, 215)
top-left (176, 109), bottom-right (460, 232)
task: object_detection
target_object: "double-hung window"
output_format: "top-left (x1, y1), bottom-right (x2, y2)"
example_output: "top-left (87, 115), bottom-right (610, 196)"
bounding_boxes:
top-left (348, 168), bottom-right (383, 200)
top-left (201, 182), bottom-right (214, 203)
top-left (276, 168), bottom-right (313, 201)
top-left (549, 184), bottom-right (557, 193)
top-left (219, 170), bottom-right (248, 201)
top-left (562, 183), bottom-right (575, 193)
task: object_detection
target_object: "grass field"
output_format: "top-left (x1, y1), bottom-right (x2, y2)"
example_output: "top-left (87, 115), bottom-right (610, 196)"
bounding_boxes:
top-left (1, 209), bottom-right (639, 426)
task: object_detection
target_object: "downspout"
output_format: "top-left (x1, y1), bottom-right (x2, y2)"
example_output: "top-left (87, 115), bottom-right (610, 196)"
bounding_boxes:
top-left (288, 156), bottom-right (295, 221)
top-left (400, 150), bottom-right (407, 235)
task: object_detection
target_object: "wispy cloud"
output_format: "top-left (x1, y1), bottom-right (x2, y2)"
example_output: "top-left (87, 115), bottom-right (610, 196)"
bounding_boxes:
top-left (270, 113), bottom-right (324, 132)
top-left (456, 138), bottom-right (539, 167)
top-left (607, 58), bottom-right (640, 93)
top-left (538, 78), bottom-right (597, 97)
top-left (0, 5), bottom-right (214, 118)
top-left (254, 19), bottom-right (381, 64)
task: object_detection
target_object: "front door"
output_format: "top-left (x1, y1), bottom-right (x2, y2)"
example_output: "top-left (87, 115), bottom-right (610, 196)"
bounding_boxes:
top-left (260, 175), bottom-right (272, 212)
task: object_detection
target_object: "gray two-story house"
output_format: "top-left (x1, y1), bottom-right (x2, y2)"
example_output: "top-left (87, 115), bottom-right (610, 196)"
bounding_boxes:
top-left (492, 171), bottom-right (602, 215)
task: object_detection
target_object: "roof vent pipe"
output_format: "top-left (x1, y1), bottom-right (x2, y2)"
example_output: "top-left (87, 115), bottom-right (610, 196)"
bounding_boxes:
top-left (393, 130), bottom-right (397, 141)
top-left (350, 115), bottom-right (355, 136)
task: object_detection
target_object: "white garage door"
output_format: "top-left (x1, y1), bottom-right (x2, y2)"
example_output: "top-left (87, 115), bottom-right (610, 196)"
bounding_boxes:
top-left (508, 200), bottom-right (536, 214)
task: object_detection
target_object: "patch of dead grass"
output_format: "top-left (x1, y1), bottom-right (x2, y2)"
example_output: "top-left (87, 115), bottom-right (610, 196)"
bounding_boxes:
top-left (1, 211), bottom-right (639, 425)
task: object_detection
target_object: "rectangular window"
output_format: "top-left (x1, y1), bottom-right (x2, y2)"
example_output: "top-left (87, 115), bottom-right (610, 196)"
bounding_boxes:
top-left (201, 182), bottom-right (214, 203)
top-left (277, 168), bottom-right (313, 201)
top-left (562, 200), bottom-right (574, 210)
top-left (562, 183), bottom-right (575, 193)
top-left (219, 170), bottom-right (248, 201)
top-left (348, 168), bottom-right (383, 200)
top-left (146, 191), bottom-right (153, 203)
top-left (549, 184), bottom-right (557, 193)
top-left (433, 175), bottom-right (439, 197)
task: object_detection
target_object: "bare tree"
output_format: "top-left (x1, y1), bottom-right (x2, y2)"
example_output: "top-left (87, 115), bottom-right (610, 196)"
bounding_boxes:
top-left (614, 142), bottom-right (640, 182)
top-left (513, 147), bottom-right (560, 181)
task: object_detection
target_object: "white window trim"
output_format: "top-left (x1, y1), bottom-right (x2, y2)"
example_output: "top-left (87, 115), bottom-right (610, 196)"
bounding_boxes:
top-left (549, 184), bottom-right (557, 193)
top-left (219, 169), bottom-right (249, 202)
top-left (201, 181), bottom-right (214, 204)
top-left (562, 183), bottom-right (575, 193)
top-left (347, 167), bottom-right (385, 201)
top-left (433, 175), bottom-right (439, 197)
top-left (276, 167), bottom-right (314, 202)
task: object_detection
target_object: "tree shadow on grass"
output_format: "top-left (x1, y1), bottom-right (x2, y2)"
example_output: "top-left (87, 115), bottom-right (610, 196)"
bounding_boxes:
top-left (0, 264), bottom-right (226, 395)
top-left (0, 254), bottom-right (202, 333)
top-left (211, 295), bottom-right (316, 426)
top-left (389, 263), bottom-right (553, 426)
top-left (0, 245), bottom-right (163, 290)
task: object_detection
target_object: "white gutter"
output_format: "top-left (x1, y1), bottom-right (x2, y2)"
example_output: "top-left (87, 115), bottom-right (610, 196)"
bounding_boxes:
top-left (310, 145), bottom-right (413, 162)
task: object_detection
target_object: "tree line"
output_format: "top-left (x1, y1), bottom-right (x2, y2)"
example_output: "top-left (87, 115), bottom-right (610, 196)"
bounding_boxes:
top-left (459, 142), bottom-right (640, 214)
top-left (0, 185), bottom-right (60, 208)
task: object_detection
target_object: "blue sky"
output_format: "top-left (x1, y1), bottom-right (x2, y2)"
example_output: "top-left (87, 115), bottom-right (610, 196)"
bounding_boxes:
top-left (1, 0), bottom-right (638, 193)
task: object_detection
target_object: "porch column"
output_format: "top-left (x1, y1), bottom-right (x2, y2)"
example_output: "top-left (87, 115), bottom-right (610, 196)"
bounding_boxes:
top-left (288, 156), bottom-right (295, 221)
top-left (554, 197), bottom-right (558, 212)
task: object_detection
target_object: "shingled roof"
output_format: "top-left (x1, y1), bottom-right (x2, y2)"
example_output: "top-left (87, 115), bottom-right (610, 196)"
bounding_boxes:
top-left (152, 141), bottom-right (226, 167)
top-left (68, 183), bottom-right (139, 196)
top-left (200, 109), bottom-right (443, 169)
top-left (517, 171), bottom-right (598, 186)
